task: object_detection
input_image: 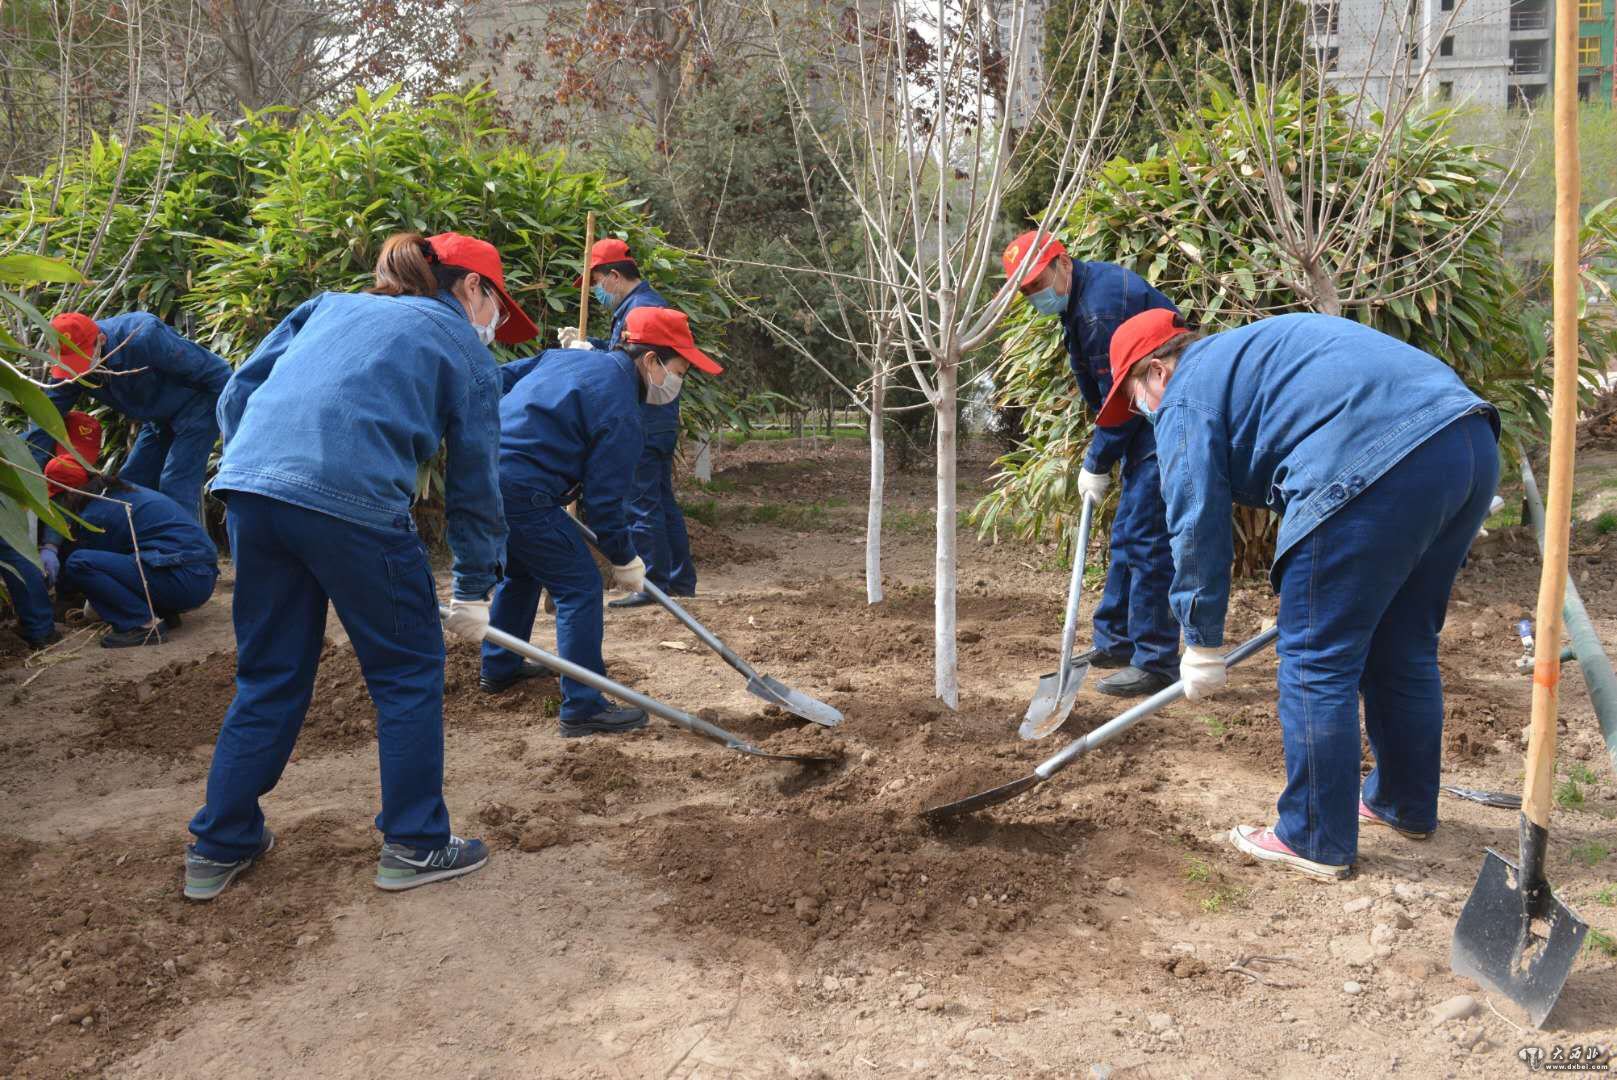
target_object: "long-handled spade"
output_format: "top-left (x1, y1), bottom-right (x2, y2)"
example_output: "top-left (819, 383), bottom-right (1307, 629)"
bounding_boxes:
top-left (1020, 493), bottom-right (1097, 740)
top-left (1449, 20), bottom-right (1588, 1026)
top-left (447, 608), bottom-right (839, 765)
top-left (924, 625), bottom-right (1279, 821)
top-left (574, 521), bottom-right (843, 727)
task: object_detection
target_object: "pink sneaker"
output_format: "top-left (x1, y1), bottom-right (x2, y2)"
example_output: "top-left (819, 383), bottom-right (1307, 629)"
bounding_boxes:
top-left (1228, 824), bottom-right (1351, 881)
top-left (1358, 800), bottom-right (1433, 841)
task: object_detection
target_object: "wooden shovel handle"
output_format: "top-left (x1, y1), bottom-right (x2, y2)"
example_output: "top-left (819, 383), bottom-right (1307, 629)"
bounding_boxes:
top-left (578, 211), bottom-right (596, 339)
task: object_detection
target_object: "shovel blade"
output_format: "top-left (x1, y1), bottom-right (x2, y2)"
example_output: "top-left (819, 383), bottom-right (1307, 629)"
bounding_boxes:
top-left (1451, 848), bottom-right (1588, 1029)
top-left (747, 675), bottom-right (843, 728)
top-left (920, 772), bottom-right (1043, 822)
top-left (1019, 661), bottom-right (1091, 740)
top-left (731, 741), bottom-right (842, 765)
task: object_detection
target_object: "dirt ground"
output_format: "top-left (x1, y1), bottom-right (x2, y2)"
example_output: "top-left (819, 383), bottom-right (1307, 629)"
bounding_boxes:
top-left (2, 436), bottom-right (1614, 1079)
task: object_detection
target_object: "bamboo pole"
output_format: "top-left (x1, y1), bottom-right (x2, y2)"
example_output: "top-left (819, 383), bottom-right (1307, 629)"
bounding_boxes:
top-left (1520, 0), bottom-right (1583, 842)
top-left (578, 211), bottom-right (596, 339)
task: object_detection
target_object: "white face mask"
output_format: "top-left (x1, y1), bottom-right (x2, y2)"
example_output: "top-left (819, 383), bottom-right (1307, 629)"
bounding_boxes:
top-left (645, 367), bottom-right (683, 406)
top-left (473, 313), bottom-right (498, 347)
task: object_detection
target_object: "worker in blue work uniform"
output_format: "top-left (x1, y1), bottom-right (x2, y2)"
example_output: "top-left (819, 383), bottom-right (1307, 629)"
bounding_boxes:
top-left (483, 305), bottom-right (724, 731)
top-left (557, 238), bottom-right (696, 609)
top-left (182, 230), bottom-right (537, 901)
top-left (1002, 230), bottom-right (1180, 697)
top-left (42, 453), bottom-right (219, 649)
top-left (1098, 309), bottom-right (1499, 881)
top-left (0, 410), bottom-right (100, 649)
top-left (29, 310), bottom-right (233, 522)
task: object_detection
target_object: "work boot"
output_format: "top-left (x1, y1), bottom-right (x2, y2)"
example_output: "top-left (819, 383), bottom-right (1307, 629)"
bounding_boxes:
top-left (156, 610), bottom-right (182, 629)
top-left (479, 660), bottom-right (549, 695)
top-left (102, 623), bottom-right (166, 648)
top-left (24, 627), bottom-right (63, 650)
top-left (1073, 646), bottom-right (1130, 670)
top-left (1229, 824), bottom-right (1351, 881)
top-left (1095, 666), bottom-right (1173, 697)
top-left (374, 835), bottom-right (489, 892)
top-left (559, 704), bottom-right (648, 739)
top-left (184, 829), bottom-right (275, 901)
top-left (1359, 799), bottom-right (1434, 841)
top-left (607, 592), bottom-right (656, 610)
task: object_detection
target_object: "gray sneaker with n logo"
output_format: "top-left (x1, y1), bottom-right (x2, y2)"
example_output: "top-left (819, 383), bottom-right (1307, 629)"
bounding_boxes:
top-left (375, 835), bottom-right (489, 892)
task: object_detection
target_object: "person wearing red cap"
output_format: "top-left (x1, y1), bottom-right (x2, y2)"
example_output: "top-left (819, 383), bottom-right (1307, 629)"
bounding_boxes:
top-left (1098, 310), bottom-right (1499, 880)
top-left (27, 309), bottom-right (233, 523)
top-left (183, 230), bottom-right (537, 901)
top-left (483, 305), bottom-right (723, 734)
top-left (1002, 230), bottom-right (1182, 697)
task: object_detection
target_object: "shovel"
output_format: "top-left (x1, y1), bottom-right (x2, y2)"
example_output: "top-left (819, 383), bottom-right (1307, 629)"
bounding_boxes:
top-left (1021, 494), bottom-right (1097, 740)
top-left (573, 521), bottom-right (843, 727)
top-left (447, 608), bottom-right (838, 765)
top-left (924, 625), bottom-right (1278, 821)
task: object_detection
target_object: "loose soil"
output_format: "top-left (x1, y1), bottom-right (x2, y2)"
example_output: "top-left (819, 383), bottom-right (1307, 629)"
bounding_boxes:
top-left (2, 435), bottom-right (1613, 1079)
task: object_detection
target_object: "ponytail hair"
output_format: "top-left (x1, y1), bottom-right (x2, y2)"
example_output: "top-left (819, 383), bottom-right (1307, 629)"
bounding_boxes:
top-left (370, 232), bottom-right (473, 297)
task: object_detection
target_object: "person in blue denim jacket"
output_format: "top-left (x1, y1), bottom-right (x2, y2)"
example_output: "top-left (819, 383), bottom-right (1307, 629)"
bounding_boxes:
top-left (1003, 231), bottom-right (1181, 697)
top-left (483, 305), bottom-right (723, 736)
top-left (28, 310), bottom-right (233, 522)
top-left (182, 231), bottom-right (537, 902)
top-left (1098, 309), bottom-right (1500, 881)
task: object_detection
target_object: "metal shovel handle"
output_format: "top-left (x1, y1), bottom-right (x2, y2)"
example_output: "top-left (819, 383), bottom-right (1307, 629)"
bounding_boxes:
top-left (1053, 494), bottom-right (1097, 695)
top-left (1035, 624), bottom-right (1280, 780)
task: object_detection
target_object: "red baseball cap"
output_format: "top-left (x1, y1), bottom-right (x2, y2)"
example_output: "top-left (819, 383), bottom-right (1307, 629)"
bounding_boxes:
top-left (57, 411), bottom-right (103, 465)
top-left (1001, 230), bottom-right (1066, 292)
top-left (426, 232), bottom-right (538, 346)
top-left (622, 308), bottom-right (723, 375)
top-left (578, 237), bottom-right (633, 288)
top-left (44, 453), bottom-right (90, 497)
top-left (50, 312), bottom-right (101, 380)
top-left (1096, 309), bottom-right (1191, 427)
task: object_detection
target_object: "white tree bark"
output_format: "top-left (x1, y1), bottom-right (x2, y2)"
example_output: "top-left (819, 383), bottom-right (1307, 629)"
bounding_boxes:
top-left (933, 353), bottom-right (959, 708)
top-left (695, 434), bottom-right (713, 483)
top-left (866, 363), bottom-right (887, 605)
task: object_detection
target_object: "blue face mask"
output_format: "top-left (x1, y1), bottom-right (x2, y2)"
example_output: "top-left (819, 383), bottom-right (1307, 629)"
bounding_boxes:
top-left (591, 284), bottom-right (612, 307)
top-left (1134, 393), bottom-right (1158, 425)
top-left (1027, 287), bottom-right (1065, 316)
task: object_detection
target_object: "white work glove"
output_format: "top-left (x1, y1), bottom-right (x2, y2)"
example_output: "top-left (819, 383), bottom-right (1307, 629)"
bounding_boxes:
top-left (443, 598), bottom-right (491, 641)
top-left (557, 326), bottom-right (596, 351)
top-left (1077, 468), bottom-right (1110, 502)
top-left (1180, 644), bottom-right (1229, 702)
top-left (611, 556), bottom-right (646, 593)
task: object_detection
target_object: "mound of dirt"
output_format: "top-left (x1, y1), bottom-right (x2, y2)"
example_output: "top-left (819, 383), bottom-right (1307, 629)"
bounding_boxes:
top-left (685, 519), bottom-right (767, 568)
top-left (87, 639), bottom-right (560, 760)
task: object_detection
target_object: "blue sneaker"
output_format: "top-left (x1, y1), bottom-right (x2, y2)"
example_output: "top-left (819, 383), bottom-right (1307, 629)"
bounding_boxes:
top-left (374, 835), bottom-right (489, 892)
top-left (184, 829), bottom-right (275, 901)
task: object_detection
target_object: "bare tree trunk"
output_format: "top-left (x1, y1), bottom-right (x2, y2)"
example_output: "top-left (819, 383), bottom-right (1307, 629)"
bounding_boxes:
top-left (695, 433), bottom-right (714, 483)
top-left (934, 352), bottom-right (959, 708)
top-left (866, 362), bottom-right (887, 605)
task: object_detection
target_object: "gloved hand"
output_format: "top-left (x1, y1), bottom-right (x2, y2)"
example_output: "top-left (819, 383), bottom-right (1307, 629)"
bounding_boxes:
top-left (1181, 644), bottom-right (1229, 701)
top-left (1077, 468), bottom-right (1110, 502)
top-left (443, 597), bottom-right (491, 641)
top-left (40, 546), bottom-right (60, 589)
top-left (611, 556), bottom-right (646, 593)
top-left (557, 327), bottom-right (596, 351)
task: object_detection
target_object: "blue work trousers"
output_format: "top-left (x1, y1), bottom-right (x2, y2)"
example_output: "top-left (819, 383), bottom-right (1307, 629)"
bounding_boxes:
top-left (0, 540), bottom-right (55, 643)
top-left (188, 492), bottom-right (449, 861)
top-left (120, 393), bottom-right (219, 522)
top-left (482, 504), bottom-right (610, 720)
top-left (627, 444), bottom-right (696, 595)
top-left (1273, 412), bottom-right (1498, 866)
top-left (60, 550), bottom-right (214, 631)
top-left (1091, 431), bottom-right (1179, 675)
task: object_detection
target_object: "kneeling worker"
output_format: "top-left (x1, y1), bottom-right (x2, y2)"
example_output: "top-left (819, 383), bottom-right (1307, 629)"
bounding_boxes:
top-left (483, 306), bottom-right (722, 733)
top-left (1098, 310), bottom-right (1499, 880)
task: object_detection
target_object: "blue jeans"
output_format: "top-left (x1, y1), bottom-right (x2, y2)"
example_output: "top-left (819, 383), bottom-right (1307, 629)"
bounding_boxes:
top-left (1091, 428), bottom-right (1179, 675)
top-left (482, 504), bottom-right (609, 720)
top-left (626, 443), bottom-right (696, 595)
top-left (188, 493), bottom-right (449, 861)
top-left (59, 550), bottom-right (215, 631)
top-left (0, 540), bottom-right (55, 643)
top-left (120, 392), bottom-right (218, 522)
top-left (1272, 412), bottom-right (1498, 865)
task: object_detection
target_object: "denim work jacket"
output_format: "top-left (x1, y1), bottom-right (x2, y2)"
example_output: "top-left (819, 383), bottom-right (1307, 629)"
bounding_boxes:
top-left (593, 280), bottom-right (677, 447)
top-left (496, 346), bottom-right (646, 565)
top-left (1153, 313), bottom-right (1499, 647)
top-left (62, 482), bottom-right (219, 570)
top-left (1061, 261), bottom-right (1177, 473)
top-left (212, 290), bottom-right (505, 599)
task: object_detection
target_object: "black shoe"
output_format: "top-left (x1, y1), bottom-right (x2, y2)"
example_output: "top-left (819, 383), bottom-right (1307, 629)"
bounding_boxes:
top-left (1095, 666), bottom-right (1174, 698)
top-left (559, 705), bottom-right (648, 738)
top-left (607, 592), bottom-right (656, 609)
top-left (157, 610), bottom-right (182, 629)
top-left (479, 660), bottom-right (549, 695)
top-left (667, 587), bottom-right (696, 599)
top-left (25, 628), bottom-right (63, 650)
top-left (1074, 646), bottom-right (1130, 670)
top-left (102, 624), bottom-right (167, 648)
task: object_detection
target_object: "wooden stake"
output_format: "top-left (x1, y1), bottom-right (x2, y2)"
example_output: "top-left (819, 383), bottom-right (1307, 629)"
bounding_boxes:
top-left (579, 211), bottom-right (596, 340)
top-left (1522, 0), bottom-right (1582, 833)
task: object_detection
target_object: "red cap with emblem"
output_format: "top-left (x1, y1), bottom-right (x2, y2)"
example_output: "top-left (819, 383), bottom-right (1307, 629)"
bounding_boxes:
top-left (1001, 230), bottom-right (1066, 292)
top-left (578, 237), bottom-right (634, 288)
top-left (50, 313), bottom-right (101, 380)
top-left (1096, 309), bottom-right (1191, 427)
